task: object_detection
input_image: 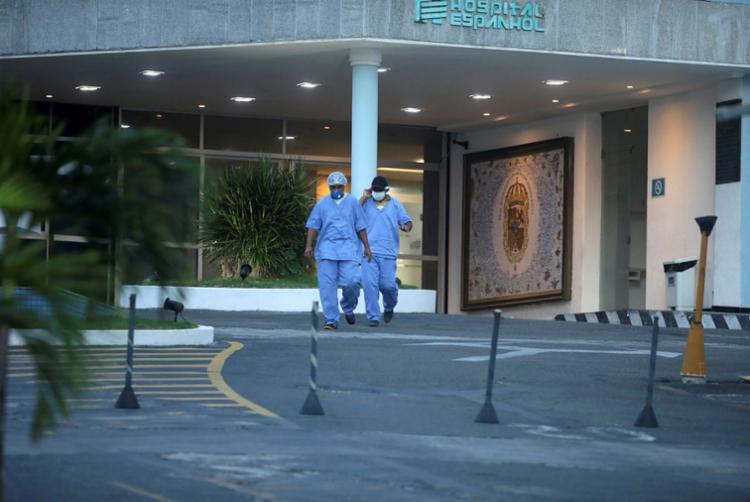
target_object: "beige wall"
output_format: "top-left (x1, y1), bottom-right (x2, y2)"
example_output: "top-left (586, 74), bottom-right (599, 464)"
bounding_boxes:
top-left (646, 88), bottom-right (717, 310)
top-left (447, 112), bottom-right (602, 319)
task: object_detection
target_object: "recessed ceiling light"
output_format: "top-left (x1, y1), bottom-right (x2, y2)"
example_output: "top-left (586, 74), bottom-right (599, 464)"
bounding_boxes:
top-left (120, 124), bottom-right (131, 129)
top-left (277, 136), bottom-right (296, 140)
top-left (401, 107), bottom-right (422, 113)
top-left (156, 114), bottom-right (163, 118)
top-left (377, 67), bottom-right (390, 73)
top-left (297, 82), bottom-right (321, 89)
top-left (45, 94), bottom-right (53, 99)
top-left (482, 113), bottom-right (491, 117)
top-left (562, 103), bottom-right (576, 108)
top-left (75, 85), bottom-right (101, 92)
top-left (323, 125), bottom-right (331, 130)
top-left (469, 94), bottom-right (491, 100)
top-left (638, 89), bottom-right (651, 95)
top-left (230, 96), bottom-right (255, 102)
top-left (624, 129), bottom-right (632, 133)
top-left (543, 80), bottom-right (569, 86)
top-left (627, 85), bottom-right (635, 90)
top-left (198, 104), bottom-right (206, 109)
top-left (552, 99), bottom-right (560, 103)
top-left (140, 70), bottom-right (164, 77)
top-left (494, 115), bottom-right (509, 121)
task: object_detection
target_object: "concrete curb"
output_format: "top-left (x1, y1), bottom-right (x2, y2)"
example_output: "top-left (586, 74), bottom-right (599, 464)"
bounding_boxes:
top-left (120, 285), bottom-right (437, 313)
top-left (9, 325), bottom-right (215, 346)
top-left (554, 310), bottom-right (750, 331)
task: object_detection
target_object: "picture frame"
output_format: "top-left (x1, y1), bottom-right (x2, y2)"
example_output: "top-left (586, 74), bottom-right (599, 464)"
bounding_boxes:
top-left (461, 137), bottom-right (574, 310)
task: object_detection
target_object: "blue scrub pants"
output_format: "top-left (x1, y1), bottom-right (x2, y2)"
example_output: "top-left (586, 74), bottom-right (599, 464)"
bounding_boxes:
top-left (317, 259), bottom-right (360, 327)
top-left (362, 256), bottom-right (398, 322)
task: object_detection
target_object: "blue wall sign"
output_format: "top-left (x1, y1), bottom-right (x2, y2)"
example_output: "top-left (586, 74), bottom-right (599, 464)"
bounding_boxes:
top-left (652, 178), bottom-right (666, 198)
top-left (415, 1), bottom-right (545, 32)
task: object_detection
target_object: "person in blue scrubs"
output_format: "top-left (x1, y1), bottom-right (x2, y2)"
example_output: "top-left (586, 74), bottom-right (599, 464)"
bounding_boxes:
top-left (305, 172), bottom-right (372, 330)
top-left (359, 176), bottom-right (412, 326)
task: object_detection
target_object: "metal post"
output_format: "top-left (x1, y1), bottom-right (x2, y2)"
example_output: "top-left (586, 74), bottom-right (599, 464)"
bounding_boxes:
top-left (475, 309), bottom-right (501, 424)
top-left (300, 301), bottom-right (325, 415)
top-left (634, 317), bottom-right (659, 428)
top-left (115, 294), bottom-right (140, 409)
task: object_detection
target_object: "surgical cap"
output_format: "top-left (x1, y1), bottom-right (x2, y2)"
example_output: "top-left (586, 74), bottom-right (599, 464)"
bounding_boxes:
top-left (327, 172), bottom-right (347, 186)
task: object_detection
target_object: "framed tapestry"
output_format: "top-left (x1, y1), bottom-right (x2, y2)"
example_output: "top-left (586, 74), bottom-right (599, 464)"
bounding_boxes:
top-left (461, 138), bottom-right (574, 310)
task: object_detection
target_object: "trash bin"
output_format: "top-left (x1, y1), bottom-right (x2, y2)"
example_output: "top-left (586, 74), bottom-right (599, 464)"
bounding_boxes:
top-left (663, 257), bottom-right (698, 310)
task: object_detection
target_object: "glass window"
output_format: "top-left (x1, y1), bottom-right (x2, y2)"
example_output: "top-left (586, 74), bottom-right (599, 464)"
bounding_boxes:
top-left (123, 156), bottom-right (200, 244)
top-left (52, 102), bottom-right (116, 137)
top-left (305, 164), bottom-right (352, 200)
top-left (286, 120), bottom-right (351, 158)
top-left (204, 116), bottom-right (283, 153)
top-left (377, 168), bottom-right (427, 256)
top-left (378, 124), bottom-right (442, 163)
top-left (122, 245), bottom-right (197, 284)
top-left (48, 240), bottom-right (110, 301)
top-left (121, 110), bottom-right (200, 148)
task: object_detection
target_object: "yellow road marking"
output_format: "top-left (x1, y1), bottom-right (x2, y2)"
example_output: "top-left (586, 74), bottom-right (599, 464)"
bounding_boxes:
top-left (158, 397), bottom-right (233, 401)
top-left (83, 384), bottom-right (216, 391)
top-left (207, 342), bottom-right (278, 418)
top-left (10, 364), bottom-right (209, 370)
top-left (110, 481), bottom-right (171, 502)
top-left (202, 477), bottom-right (276, 501)
top-left (129, 391), bottom-right (223, 395)
top-left (78, 377), bottom-right (211, 383)
top-left (10, 352), bottom-right (220, 359)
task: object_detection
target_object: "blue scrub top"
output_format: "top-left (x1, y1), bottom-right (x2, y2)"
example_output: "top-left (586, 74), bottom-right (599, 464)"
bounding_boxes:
top-left (362, 197), bottom-right (412, 259)
top-left (306, 194), bottom-right (367, 262)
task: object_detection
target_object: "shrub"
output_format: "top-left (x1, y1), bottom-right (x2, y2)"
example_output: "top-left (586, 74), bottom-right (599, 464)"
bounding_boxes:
top-left (200, 159), bottom-right (313, 278)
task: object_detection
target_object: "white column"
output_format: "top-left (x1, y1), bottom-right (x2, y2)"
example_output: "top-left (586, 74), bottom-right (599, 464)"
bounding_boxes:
top-left (740, 74), bottom-right (750, 307)
top-left (349, 48), bottom-right (381, 198)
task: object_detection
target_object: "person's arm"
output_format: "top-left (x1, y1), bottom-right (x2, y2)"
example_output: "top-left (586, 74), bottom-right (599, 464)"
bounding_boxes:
top-left (359, 188), bottom-right (372, 205)
top-left (357, 229), bottom-right (372, 262)
top-left (305, 228), bottom-right (318, 258)
top-left (396, 201), bottom-right (413, 232)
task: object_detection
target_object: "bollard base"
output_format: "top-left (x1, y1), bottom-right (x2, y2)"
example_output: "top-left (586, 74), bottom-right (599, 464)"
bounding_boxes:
top-left (300, 390), bottom-right (325, 416)
top-left (680, 375), bottom-right (707, 384)
top-left (115, 385), bottom-right (140, 409)
top-left (634, 403), bottom-right (658, 428)
top-left (474, 400), bottom-right (499, 424)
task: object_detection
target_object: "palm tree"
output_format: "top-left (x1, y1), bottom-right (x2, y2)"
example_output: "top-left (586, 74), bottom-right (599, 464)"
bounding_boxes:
top-left (0, 90), bottom-right (196, 499)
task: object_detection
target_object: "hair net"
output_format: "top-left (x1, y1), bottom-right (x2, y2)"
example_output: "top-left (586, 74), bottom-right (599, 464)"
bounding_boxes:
top-left (327, 171), bottom-right (347, 186)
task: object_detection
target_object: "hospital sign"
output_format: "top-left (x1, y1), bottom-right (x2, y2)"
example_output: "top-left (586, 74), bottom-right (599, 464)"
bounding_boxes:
top-left (415, 0), bottom-right (545, 32)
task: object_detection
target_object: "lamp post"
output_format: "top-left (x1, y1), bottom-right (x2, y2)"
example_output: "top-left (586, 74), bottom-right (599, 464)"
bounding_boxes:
top-left (680, 215), bottom-right (717, 384)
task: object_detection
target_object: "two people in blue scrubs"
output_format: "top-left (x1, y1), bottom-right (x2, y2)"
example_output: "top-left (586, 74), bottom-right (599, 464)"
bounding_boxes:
top-left (359, 176), bottom-right (412, 327)
top-left (305, 172), bottom-right (372, 330)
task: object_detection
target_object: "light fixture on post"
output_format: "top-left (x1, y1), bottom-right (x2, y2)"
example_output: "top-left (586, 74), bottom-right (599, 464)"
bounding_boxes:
top-left (163, 297), bottom-right (184, 322)
top-left (681, 215), bottom-right (718, 384)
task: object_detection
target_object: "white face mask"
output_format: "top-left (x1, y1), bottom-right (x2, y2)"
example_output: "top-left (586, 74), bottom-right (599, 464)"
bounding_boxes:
top-left (372, 190), bottom-right (386, 202)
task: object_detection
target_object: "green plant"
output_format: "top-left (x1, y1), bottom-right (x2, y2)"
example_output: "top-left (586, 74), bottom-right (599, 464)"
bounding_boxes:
top-left (201, 159), bottom-right (313, 278)
top-left (0, 89), bottom-right (196, 497)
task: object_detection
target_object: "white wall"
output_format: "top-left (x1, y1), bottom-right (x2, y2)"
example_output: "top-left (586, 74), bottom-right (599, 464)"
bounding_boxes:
top-left (647, 89), bottom-right (717, 310)
top-left (447, 113), bottom-right (602, 319)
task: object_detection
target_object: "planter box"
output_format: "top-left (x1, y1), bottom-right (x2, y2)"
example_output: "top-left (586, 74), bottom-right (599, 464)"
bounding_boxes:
top-left (120, 285), bottom-right (437, 313)
top-left (10, 325), bottom-right (214, 346)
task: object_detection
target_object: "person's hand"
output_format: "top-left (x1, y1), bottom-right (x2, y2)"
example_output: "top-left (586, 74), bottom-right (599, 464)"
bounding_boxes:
top-left (364, 247), bottom-right (373, 262)
top-left (363, 188), bottom-right (372, 198)
top-left (304, 246), bottom-right (314, 258)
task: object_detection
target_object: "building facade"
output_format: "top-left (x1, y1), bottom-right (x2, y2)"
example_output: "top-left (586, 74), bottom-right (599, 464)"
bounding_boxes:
top-left (1, 0), bottom-right (749, 317)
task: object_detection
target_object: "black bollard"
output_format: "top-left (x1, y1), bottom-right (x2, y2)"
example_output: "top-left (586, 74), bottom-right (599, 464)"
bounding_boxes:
top-left (115, 294), bottom-right (140, 409)
top-left (300, 301), bottom-right (325, 416)
top-left (634, 316), bottom-right (660, 428)
top-left (475, 309), bottom-right (502, 424)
